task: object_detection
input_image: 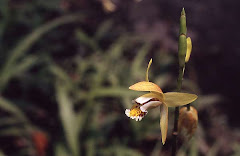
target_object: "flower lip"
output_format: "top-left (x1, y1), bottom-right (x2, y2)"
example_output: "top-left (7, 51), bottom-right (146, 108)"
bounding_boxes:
top-left (133, 94), bottom-right (163, 114)
top-left (140, 100), bottom-right (162, 112)
top-left (135, 97), bottom-right (160, 105)
top-left (125, 104), bottom-right (148, 121)
top-left (135, 96), bottom-right (152, 104)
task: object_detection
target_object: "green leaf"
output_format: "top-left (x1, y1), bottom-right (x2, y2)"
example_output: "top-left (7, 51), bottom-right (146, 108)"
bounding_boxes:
top-left (131, 43), bottom-right (151, 79)
top-left (49, 64), bottom-right (73, 85)
top-left (56, 82), bottom-right (79, 156)
top-left (0, 97), bottom-right (29, 123)
top-left (76, 29), bottom-right (100, 52)
top-left (0, 127), bottom-right (27, 137)
top-left (95, 20), bottom-right (113, 40)
top-left (5, 14), bottom-right (83, 68)
top-left (0, 150), bottom-right (6, 156)
top-left (0, 117), bottom-right (23, 126)
top-left (55, 143), bottom-right (71, 156)
top-left (0, 14), bottom-right (84, 91)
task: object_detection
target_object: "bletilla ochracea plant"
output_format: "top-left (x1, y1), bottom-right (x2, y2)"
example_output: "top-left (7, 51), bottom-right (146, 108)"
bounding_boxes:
top-left (125, 59), bottom-right (198, 144)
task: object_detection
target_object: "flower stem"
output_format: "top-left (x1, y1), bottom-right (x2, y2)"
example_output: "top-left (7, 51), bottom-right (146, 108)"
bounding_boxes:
top-left (172, 65), bottom-right (185, 156)
top-left (172, 8), bottom-right (187, 156)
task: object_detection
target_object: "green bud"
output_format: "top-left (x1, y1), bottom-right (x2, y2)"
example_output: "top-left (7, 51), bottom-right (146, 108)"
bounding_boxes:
top-left (178, 34), bottom-right (187, 67)
top-left (179, 8), bottom-right (187, 35)
top-left (178, 8), bottom-right (187, 67)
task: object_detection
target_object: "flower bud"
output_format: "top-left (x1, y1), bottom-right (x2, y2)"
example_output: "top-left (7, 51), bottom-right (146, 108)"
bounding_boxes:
top-left (185, 37), bottom-right (192, 62)
top-left (178, 8), bottom-right (187, 67)
top-left (178, 34), bottom-right (187, 67)
top-left (178, 106), bottom-right (198, 139)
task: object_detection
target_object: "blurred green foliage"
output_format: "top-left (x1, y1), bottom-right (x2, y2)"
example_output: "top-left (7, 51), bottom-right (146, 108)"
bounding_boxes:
top-left (0, 1), bottom-right (239, 156)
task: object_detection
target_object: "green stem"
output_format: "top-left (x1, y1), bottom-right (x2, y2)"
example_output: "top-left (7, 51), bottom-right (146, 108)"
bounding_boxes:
top-left (172, 8), bottom-right (187, 156)
top-left (172, 65), bottom-right (185, 156)
top-left (177, 66), bottom-right (185, 92)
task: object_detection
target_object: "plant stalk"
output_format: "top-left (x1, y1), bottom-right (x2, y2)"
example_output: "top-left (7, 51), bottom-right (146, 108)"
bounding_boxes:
top-left (172, 8), bottom-right (187, 156)
top-left (172, 65), bottom-right (185, 156)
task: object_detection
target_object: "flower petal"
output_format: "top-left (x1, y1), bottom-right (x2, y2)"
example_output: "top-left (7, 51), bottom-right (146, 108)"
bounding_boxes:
top-left (140, 101), bottom-right (162, 112)
top-left (160, 104), bottom-right (168, 145)
top-left (135, 96), bottom-right (152, 104)
top-left (125, 109), bottom-right (130, 117)
top-left (185, 37), bottom-right (192, 62)
top-left (146, 59), bottom-right (152, 82)
top-left (129, 81), bottom-right (163, 94)
top-left (163, 92), bottom-right (198, 107)
top-left (135, 93), bottom-right (164, 104)
top-left (134, 93), bottom-right (164, 112)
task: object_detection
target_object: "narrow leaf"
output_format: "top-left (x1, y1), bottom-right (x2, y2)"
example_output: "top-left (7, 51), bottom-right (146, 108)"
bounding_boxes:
top-left (56, 83), bottom-right (79, 156)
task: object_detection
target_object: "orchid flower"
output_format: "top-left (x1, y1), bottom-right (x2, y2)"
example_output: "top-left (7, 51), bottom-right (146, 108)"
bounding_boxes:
top-left (125, 59), bottom-right (197, 144)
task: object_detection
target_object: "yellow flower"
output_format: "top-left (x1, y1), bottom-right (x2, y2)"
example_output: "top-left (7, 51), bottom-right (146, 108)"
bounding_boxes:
top-left (125, 59), bottom-right (197, 144)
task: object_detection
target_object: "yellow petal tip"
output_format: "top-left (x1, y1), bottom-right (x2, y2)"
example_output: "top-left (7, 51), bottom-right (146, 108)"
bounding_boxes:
top-left (160, 104), bottom-right (168, 146)
top-left (162, 140), bottom-right (166, 145)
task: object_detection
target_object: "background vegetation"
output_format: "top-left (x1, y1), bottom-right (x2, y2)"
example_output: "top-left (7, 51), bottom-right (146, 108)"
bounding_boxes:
top-left (0, 0), bottom-right (240, 156)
